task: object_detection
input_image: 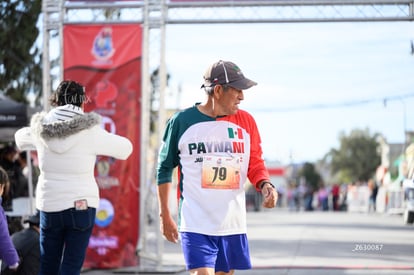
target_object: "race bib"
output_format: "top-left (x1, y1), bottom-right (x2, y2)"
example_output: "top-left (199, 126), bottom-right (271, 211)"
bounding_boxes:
top-left (201, 156), bottom-right (241, 189)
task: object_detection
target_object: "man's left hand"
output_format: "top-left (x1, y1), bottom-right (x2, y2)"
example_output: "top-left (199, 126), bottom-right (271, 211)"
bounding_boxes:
top-left (261, 183), bottom-right (278, 208)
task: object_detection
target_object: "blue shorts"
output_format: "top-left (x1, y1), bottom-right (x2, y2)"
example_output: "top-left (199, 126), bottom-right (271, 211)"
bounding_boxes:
top-left (180, 232), bottom-right (252, 272)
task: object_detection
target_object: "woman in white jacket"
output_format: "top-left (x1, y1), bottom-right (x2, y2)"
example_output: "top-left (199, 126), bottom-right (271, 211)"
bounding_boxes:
top-left (14, 80), bottom-right (133, 275)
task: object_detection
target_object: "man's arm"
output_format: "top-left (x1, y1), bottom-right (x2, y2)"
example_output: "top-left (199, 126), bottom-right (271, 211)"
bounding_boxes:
top-left (15, 127), bottom-right (36, 151)
top-left (157, 182), bottom-right (178, 243)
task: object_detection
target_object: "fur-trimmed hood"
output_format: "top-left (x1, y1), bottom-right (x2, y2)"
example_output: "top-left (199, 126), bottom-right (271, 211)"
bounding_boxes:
top-left (30, 110), bottom-right (101, 154)
top-left (31, 111), bottom-right (101, 139)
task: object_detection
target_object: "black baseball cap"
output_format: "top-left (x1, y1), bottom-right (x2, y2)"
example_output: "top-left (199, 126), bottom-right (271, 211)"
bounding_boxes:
top-left (201, 60), bottom-right (257, 90)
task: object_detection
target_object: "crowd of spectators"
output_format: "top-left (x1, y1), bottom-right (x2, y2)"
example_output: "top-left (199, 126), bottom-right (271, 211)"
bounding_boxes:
top-left (0, 144), bottom-right (38, 234)
top-left (284, 180), bottom-right (379, 213)
top-left (0, 144), bottom-right (40, 274)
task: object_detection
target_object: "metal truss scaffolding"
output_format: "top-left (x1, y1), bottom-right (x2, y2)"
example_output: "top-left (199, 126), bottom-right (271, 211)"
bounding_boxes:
top-left (41, 0), bottom-right (414, 269)
top-left (166, 0), bottom-right (414, 23)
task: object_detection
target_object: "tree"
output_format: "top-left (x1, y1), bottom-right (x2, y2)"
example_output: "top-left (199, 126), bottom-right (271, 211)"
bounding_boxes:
top-left (298, 162), bottom-right (322, 192)
top-left (0, 0), bottom-right (42, 105)
top-left (325, 128), bottom-right (381, 183)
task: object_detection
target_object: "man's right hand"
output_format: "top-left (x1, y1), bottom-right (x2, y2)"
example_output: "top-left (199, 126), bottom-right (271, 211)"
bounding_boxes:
top-left (160, 213), bottom-right (179, 243)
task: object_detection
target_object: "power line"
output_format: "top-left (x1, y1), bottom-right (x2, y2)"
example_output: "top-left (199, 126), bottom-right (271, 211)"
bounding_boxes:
top-left (254, 92), bottom-right (414, 113)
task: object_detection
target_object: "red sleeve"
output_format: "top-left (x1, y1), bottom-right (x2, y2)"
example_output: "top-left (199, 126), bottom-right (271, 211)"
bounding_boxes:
top-left (244, 112), bottom-right (270, 190)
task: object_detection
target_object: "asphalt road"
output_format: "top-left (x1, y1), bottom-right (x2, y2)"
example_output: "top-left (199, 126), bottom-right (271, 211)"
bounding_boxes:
top-left (82, 209), bottom-right (414, 275)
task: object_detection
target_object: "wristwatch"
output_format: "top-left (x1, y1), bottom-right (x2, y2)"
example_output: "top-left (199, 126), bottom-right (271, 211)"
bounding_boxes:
top-left (260, 181), bottom-right (275, 190)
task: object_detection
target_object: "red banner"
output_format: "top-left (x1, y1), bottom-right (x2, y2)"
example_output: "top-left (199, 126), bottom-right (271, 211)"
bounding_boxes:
top-left (66, 0), bottom-right (140, 2)
top-left (63, 24), bottom-right (141, 268)
top-left (169, 0), bottom-right (256, 2)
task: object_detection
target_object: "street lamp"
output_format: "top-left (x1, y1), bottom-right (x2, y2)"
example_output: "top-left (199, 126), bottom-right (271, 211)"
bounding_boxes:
top-left (400, 97), bottom-right (407, 152)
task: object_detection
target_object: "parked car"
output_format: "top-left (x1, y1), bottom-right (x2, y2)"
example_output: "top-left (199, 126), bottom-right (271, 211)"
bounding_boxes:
top-left (402, 179), bottom-right (414, 224)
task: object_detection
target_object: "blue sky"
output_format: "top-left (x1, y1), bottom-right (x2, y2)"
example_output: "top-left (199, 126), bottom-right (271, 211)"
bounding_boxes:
top-left (163, 22), bottom-right (414, 164)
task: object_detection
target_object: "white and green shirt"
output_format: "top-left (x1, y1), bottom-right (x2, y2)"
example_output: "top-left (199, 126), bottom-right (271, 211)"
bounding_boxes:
top-left (157, 104), bottom-right (269, 236)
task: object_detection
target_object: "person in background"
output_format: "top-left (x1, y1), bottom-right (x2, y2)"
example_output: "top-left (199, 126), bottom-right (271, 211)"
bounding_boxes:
top-left (16, 151), bottom-right (40, 195)
top-left (0, 145), bottom-right (27, 210)
top-left (14, 80), bottom-right (133, 275)
top-left (368, 179), bottom-right (378, 213)
top-left (0, 166), bottom-right (20, 272)
top-left (156, 60), bottom-right (278, 275)
top-left (317, 184), bottom-right (329, 211)
top-left (331, 183), bottom-right (340, 211)
top-left (1, 211), bottom-right (40, 275)
top-left (1, 146), bottom-right (30, 235)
